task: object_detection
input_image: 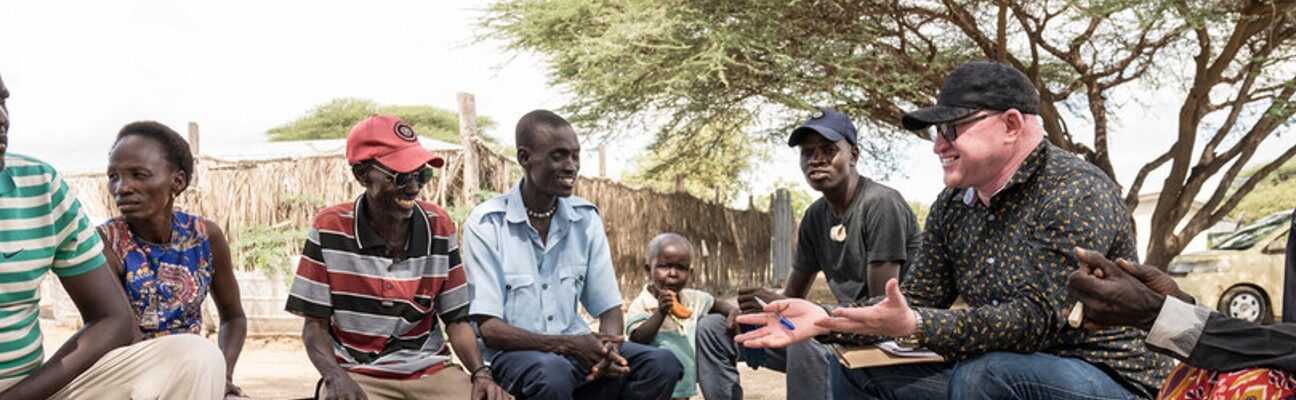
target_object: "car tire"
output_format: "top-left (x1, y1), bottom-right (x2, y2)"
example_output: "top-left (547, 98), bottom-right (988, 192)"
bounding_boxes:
top-left (1219, 286), bottom-right (1271, 324)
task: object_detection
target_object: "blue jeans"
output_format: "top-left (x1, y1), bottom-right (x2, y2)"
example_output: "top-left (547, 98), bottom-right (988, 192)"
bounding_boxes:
top-left (490, 342), bottom-right (683, 400)
top-left (695, 314), bottom-right (837, 400)
top-left (834, 351), bottom-right (1138, 400)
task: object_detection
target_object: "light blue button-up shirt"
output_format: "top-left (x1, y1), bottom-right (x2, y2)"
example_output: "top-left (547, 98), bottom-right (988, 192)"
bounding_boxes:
top-left (464, 182), bottom-right (622, 358)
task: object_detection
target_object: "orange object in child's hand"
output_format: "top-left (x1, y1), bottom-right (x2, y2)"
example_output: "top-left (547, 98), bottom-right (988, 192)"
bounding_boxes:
top-left (668, 291), bottom-right (692, 319)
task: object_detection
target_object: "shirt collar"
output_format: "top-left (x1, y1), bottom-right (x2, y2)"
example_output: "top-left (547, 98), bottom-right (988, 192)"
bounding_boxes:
top-left (504, 180), bottom-right (584, 224)
top-left (352, 194), bottom-right (432, 257)
top-left (961, 141), bottom-right (1050, 206)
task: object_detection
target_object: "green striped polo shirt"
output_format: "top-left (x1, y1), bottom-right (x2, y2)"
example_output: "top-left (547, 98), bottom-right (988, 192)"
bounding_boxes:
top-left (0, 153), bottom-right (105, 381)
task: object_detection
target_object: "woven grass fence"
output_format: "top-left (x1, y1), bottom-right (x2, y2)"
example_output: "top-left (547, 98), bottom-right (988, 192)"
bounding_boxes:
top-left (64, 141), bottom-right (772, 297)
top-left (470, 142), bottom-right (772, 296)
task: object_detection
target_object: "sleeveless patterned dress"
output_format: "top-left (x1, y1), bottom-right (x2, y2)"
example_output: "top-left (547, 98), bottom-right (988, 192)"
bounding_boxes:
top-left (97, 211), bottom-right (214, 338)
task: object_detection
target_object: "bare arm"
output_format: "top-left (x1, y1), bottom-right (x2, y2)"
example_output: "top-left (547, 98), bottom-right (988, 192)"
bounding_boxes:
top-left (866, 261), bottom-right (903, 298)
top-left (0, 266), bottom-right (135, 400)
top-left (782, 269), bottom-right (816, 299)
top-left (475, 307), bottom-right (623, 372)
top-left (627, 318), bottom-right (664, 344)
top-left (302, 318), bottom-right (366, 400)
top-left (475, 316), bottom-right (579, 355)
top-left (206, 221), bottom-right (247, 386)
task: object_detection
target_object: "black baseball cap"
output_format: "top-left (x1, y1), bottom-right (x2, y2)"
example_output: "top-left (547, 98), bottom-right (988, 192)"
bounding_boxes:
top-left (787, 107), bottom-right (857, 147)
top-left (901, 61), bottom-right (1040, 131)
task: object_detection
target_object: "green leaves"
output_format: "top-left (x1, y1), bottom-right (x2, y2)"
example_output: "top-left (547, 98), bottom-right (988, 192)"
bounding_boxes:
top-left (267, 98), bottom-right (495, 143)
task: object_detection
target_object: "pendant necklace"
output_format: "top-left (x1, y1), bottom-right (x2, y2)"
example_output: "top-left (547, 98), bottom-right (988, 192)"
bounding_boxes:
top-left (830, 223), bottom-right (847, 242)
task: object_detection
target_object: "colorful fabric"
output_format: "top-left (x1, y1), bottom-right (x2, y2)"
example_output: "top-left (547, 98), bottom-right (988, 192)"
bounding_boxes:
top-left (98, 211), bottom-right (213, 338)
top-left (1158, 363), bottom-right (1296, 400)
top-left (625, 286), bottom-right (713, 398)
top-left (0, 154), bottom-right (106, 381)
top-left (285, 195), bottom-right (469, 380)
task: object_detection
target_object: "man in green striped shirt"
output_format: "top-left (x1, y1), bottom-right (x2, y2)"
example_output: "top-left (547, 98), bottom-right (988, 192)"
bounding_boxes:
top-left (0, 73), bottom-right (224, 399)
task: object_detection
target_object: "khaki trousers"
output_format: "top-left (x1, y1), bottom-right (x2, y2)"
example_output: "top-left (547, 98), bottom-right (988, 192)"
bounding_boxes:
top-left (319, 365), bottom-right (472, 400)
top-left (0, 334), bottom-right (225, 399)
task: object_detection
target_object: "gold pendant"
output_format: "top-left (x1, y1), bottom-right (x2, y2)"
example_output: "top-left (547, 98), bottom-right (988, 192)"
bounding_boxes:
top-left (830, 224), bottom-right (847, 242)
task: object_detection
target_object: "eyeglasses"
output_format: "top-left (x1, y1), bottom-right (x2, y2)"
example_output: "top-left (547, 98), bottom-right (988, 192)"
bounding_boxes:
top-left (653, 263), bottom-right (692, 272)
top-left (937, 112), bottom-right (1002, 142)
top-left (371, 163), bottom-right (438, 187)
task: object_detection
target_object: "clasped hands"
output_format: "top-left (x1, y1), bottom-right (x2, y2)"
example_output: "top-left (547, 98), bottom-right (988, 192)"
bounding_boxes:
top-left (564, 333), bottom-right (630, 381)
top-left (734, 279), bottom-right (916, 349)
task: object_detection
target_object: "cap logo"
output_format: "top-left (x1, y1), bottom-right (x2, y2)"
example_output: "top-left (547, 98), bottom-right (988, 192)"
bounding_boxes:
top-left (394, 123), bottom-right (417, 142)
top-left (813, 110), bottom-right (825, 119)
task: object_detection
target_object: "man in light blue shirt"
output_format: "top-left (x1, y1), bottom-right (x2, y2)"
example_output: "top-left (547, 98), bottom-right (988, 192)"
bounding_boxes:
top-left (464, 110), bottom-right (681, 400)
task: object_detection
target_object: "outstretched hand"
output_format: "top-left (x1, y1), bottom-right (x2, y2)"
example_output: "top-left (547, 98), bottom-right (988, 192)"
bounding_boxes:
top-left (814, 279), bottom-right (916, 338)
top-left (733, 299), bottom-right (828, 349)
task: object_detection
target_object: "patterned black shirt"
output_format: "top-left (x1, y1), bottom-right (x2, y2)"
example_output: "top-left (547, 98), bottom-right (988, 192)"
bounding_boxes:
top-left (830, 142), bottom-right (1173, 398)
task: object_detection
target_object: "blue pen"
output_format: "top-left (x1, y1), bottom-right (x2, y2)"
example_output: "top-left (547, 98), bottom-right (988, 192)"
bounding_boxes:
top-left (755, 298), bottom-right (797, 330)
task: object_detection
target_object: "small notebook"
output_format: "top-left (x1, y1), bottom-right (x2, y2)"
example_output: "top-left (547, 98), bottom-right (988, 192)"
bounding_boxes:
top-left (829, 342), bottom-right (946, 368)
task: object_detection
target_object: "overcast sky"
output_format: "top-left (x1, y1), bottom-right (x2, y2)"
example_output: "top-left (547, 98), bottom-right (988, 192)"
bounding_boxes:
top-left (2, 1), bottom-right (1292, 207)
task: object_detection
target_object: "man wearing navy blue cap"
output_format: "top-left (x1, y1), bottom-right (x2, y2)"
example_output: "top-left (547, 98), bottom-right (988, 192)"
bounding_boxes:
top-left (695, 108), bottom-right (921, 400)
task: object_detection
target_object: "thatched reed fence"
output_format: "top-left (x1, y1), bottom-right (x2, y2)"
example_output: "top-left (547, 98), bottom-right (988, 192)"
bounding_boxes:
top-left (64, 140), bottom-right (772, 297)
top-left (468, 143), bottom-right (772, 295)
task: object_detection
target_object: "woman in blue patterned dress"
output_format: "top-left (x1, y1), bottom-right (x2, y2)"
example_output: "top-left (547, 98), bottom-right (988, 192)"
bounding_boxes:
top-left (96, 121), bottom-right (249, 398)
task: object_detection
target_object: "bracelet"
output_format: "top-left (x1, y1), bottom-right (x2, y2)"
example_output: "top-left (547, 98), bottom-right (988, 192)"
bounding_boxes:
top-left (894, 309), bottom-right (925, 348)
top-left (470, 365), bottom-right (492, 382)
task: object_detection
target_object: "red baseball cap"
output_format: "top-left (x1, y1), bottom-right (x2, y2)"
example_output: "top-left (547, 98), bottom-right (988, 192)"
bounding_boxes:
top-left (345, 114), bottom-right (445, 172)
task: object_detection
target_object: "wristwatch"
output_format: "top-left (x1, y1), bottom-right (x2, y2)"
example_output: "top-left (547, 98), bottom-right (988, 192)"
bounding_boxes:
top-left (893, 309), bottom-right (925, 348)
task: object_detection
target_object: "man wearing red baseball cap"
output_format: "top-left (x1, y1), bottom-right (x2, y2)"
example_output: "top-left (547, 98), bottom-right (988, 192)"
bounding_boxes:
top-left (286, 115), bottom-right (511, 399)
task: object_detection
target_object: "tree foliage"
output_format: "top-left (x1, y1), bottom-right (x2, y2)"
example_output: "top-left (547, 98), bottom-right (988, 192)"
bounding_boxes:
top-left (1231, 157), bottom-right (1296, 225)
top-left (752, 179), bottom-right (815, 221)
top-left (622, 111), bottom-right (767, 202)
top-left (485, 0), bottom-right (1296, 265)
top-left (268, 98), bottom-right (497, 144)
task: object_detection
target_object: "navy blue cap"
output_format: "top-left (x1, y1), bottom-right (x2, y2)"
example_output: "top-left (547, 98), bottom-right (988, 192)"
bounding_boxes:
top-left (787, 107), bottom-right (858, 147)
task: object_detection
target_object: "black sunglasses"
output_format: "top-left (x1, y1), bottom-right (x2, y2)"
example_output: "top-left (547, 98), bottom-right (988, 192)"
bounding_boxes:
top-left (371, 163), bottom-right (438, 187)
top-left (937, 112), bottom-right (1002, 142)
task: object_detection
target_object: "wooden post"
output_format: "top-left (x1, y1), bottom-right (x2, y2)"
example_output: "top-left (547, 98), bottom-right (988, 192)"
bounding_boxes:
top-left (598, 144), bottom-right (607, 178)
top-left (457, 93), bottom-right (480, 206)
top-left (770, 189), bottom-right (794, 286)
top-left (187, 122), bottom-right (200, 156)
top-left (187, 122), bottom-right (200, 185)
top-left (674, 175), bottom-right (684, 193)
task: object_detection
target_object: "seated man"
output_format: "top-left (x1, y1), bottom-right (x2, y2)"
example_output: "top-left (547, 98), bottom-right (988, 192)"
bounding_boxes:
top-left (285, 115), bottom-right (509, 399)
top-left (1068, 247), bottom-right (1296, 399)
top-left (463, 110), bottom-right (682, 400)
top-left (702, 108), bottom-right (920, 400)
top-left (736, 61), bottom-right (1172, 399)
top-left (0, 72), bottom-right (224, 400)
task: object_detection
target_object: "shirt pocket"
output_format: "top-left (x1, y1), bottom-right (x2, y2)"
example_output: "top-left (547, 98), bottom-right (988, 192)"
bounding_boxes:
top-left (559, 264), bottom-right (587, 317)
top-left (503, 274), bottom-right (540, 328)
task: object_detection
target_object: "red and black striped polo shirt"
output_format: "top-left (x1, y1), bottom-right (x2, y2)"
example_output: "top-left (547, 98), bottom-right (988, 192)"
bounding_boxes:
top-left (285, 195), bottom-right (469, 379)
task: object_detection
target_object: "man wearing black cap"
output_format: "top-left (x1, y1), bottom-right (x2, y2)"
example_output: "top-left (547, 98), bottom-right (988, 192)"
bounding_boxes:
top-left (696, 108), bottom-right (921, 400)
top-left (734, 61), bottom-right (1172, 399)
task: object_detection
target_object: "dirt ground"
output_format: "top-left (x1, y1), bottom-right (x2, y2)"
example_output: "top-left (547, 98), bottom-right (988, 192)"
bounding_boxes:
top-left (40, 320), bottom-right (790, 400)
top-left (37, 276), bottom-right (836, 399)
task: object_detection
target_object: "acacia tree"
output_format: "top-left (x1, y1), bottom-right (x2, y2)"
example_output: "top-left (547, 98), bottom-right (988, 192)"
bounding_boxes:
top-left (269, 98), bottom-right (496, 144)
top-left (486, 0), bottom-right (1296, 266)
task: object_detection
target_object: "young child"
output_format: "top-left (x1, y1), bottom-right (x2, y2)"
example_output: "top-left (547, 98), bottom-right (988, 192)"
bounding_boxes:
top-left (627, 233), bottom-right (740, 400)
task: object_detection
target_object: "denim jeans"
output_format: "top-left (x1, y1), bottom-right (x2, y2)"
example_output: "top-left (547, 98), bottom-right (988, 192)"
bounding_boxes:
top-left (490, 342), bottom-right (683, 400)
top-left (695, 314), bottom-right (836, 400)
top-left (834, 351), bottom-right (1139, 400)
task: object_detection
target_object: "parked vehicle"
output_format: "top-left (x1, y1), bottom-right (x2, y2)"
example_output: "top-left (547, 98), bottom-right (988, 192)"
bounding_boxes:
top-left (1169, 210), bottom-right (1291, 324)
